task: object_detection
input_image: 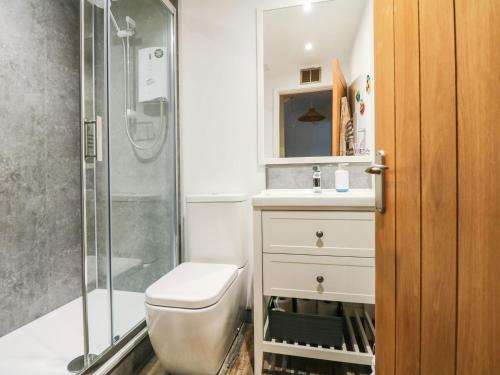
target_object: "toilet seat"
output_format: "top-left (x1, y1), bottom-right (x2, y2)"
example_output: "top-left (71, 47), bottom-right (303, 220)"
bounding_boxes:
top-left (145, 262), bottom-right (238, 309)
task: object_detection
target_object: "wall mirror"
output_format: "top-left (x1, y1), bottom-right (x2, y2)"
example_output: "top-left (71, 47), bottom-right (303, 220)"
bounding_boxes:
top-left (257, 0), bottom-right (374, 164)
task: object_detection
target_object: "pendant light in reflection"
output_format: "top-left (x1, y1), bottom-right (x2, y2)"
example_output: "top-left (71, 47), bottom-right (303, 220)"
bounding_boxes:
top-left (298, 107), bottom-right (326, 122)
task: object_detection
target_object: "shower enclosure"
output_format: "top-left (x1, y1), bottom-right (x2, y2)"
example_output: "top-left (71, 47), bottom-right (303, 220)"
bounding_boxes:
top-left (0, 0), bottom-right (178, 374)
top-left (80, 0), bottom-right (179, 371)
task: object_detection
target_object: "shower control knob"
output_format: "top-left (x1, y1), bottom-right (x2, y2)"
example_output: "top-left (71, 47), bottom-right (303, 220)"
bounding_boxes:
top-left (316, 231), bottom-right (324, 238)
top-left (316, 275), bottom-right (324, 283)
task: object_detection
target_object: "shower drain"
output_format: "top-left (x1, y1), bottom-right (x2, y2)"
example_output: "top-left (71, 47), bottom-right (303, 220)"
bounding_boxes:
top-left (67, 354), bottom-right (98, 373)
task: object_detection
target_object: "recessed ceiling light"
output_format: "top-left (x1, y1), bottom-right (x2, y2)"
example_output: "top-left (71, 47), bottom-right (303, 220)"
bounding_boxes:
top-left (303, 1), bottom-right (312, 12)
top-left (305, 42), bottom-right (313, 51)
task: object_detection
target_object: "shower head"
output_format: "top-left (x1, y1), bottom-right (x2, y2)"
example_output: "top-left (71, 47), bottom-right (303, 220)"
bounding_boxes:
top-left (115, 16), bottom-right (136, 38)
top-left (126, 16), bottom-right (136, 30)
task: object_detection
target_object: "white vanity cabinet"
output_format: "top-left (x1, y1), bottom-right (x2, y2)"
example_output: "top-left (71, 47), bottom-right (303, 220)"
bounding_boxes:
top-left (262, 211), bottom-right (375, 303)
top-left (263, 253), bottom-right (375, 303)
top-left (252, 190), bottom-right (376, 374)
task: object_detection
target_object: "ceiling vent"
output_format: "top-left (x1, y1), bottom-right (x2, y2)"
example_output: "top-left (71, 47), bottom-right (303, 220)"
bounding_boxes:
top-left (300, 67), bottom-right (321, 84)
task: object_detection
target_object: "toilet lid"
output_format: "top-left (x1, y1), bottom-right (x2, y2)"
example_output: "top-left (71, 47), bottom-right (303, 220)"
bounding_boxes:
top-left (145, 262), bottom-right (238, 309)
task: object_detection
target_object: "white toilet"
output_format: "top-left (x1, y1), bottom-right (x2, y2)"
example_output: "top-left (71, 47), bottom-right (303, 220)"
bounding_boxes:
top-left (145, 194), bottom-right (248, 375)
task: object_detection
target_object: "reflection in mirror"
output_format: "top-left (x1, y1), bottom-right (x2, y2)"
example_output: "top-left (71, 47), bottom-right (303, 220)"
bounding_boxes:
top-left (279, 89), bottom-right (332, 157)
top-left (261, 0), bottom-right (374, 162)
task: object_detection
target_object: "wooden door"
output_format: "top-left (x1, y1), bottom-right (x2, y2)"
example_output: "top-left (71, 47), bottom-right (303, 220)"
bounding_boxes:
top-left (332, 59), bottom-right (347, 156)
top-left (455, 1), bottom-right (500, 373)
top-left (374, 0), bottom-right (500, 374)
top-left (373, 0), bottom-right (396, 373)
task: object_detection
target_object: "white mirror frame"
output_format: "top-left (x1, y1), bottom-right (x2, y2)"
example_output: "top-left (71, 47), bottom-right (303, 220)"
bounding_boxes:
top-left (256, 0), bottom-right (374, 165)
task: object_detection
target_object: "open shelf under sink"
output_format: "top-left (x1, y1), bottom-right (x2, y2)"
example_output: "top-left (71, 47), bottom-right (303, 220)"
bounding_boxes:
top-left (262, 304), bottom-right (375, 366)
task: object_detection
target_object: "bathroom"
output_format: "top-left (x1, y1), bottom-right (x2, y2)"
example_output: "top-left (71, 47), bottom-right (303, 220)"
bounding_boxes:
top-left (0, 0), bottom-right (497, 374)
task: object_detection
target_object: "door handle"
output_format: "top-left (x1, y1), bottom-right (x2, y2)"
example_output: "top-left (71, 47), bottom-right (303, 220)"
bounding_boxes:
top-left (365, 164), bottom-right (388, 175)
top-left (84, 119), bottom-right (97, 159)
top-left (84, 116), bottom-right (103, 161)
top-left (365, 150), bottom-right (387, 213)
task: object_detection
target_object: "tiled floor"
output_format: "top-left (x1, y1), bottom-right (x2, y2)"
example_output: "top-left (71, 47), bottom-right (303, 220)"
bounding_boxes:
top-left (139, 324), bottom-right (372, 375)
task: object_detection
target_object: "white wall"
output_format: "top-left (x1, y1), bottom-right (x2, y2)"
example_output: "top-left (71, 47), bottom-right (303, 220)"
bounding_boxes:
top-left (179, 0), bottom-right (268, 306)
top-left (179, 0), bottom-right (265, 197)
top-left (348, 0), bottom-right (374, 84)
top-left (347, 0), bottom-right (374, 154)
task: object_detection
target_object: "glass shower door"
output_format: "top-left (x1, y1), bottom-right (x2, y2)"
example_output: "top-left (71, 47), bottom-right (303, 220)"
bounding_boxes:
top-left (80, 0), bottom-right (112, 369)
top-left (106, 0), bottom-right (178, 341)
top-left (80, 0), bottom-right (178, 370)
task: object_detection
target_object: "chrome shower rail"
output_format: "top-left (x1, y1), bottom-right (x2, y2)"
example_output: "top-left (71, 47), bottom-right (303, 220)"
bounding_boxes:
top-left (79, 0), bottom-right (91, 366)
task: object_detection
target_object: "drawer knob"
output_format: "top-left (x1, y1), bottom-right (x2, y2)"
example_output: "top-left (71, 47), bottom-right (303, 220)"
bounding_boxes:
top-left (316, 230), bottom-right (324, 238)
top-left (316, 275), bottom-right (324, 283)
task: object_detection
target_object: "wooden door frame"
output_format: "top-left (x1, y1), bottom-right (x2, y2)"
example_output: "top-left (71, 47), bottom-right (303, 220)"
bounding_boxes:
top-left (374, 0), bottom-right (396, 374)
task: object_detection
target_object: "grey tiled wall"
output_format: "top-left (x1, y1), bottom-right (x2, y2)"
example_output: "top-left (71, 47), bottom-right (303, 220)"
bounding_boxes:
top-left (266, 163), bottom-right (372, 189)
top-left (102, 0), bottom-right (178, 294)
top-left (110, 195), bottom-right (174, 293)
top-left (0, 0), bottom-right (81, 336)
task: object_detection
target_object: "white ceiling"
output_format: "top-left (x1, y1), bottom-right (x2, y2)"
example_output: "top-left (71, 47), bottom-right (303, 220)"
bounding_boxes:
top-left (263, 0), bottom-right (368, 73)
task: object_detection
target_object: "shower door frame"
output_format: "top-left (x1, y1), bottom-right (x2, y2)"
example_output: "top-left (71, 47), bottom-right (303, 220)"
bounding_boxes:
top-left (79, 0), bottom-right (180, 371)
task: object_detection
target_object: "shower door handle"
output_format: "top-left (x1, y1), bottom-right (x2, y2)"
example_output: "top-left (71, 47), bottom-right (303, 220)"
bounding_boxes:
top-left (84, 116), bottom-right (103, 161)
top-left (365, 150), bottom-right (388, 213)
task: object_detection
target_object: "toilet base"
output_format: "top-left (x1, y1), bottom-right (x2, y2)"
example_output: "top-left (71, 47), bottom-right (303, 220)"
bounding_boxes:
top-left (146, 267), bottom-right (246, 375)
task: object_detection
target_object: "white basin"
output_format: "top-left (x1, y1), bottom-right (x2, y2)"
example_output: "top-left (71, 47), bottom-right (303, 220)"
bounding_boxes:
top-left (251, 188), bottom-right (375, 208)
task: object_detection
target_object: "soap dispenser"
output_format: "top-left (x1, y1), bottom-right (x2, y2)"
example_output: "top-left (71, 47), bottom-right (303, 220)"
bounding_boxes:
top-left (312, 165), bottom-right (322, 193)
top-left (335, 163), bottom-right (350, 192)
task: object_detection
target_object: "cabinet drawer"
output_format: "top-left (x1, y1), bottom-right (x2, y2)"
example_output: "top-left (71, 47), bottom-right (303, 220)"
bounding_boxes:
top-left (263, 254), bottom-right (374, 304)
top-left (262, 211), bottom-right (375, 257)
